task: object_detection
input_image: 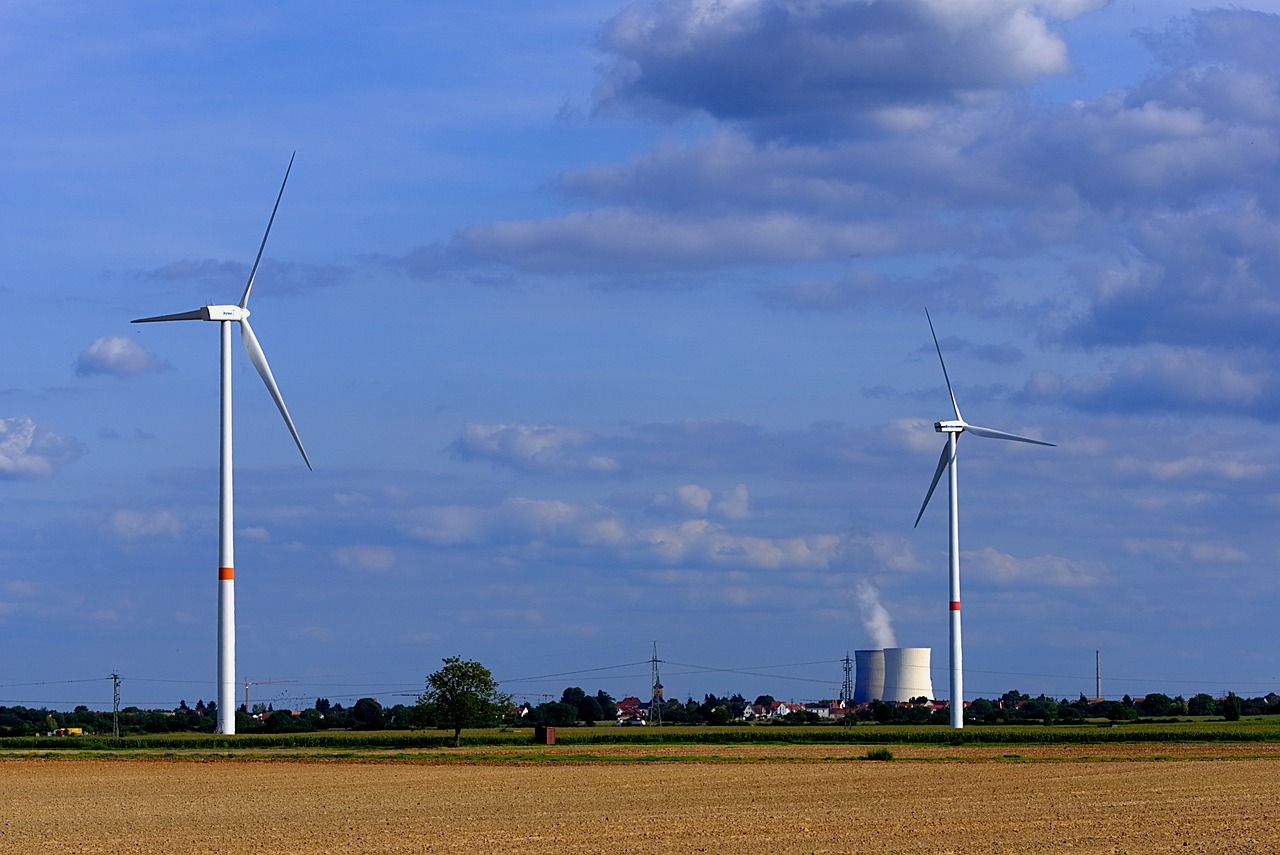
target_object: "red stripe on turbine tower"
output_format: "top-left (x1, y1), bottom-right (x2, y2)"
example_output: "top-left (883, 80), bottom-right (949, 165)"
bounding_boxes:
top-left (219, 567), bottom-right (234, 581)
top-left (950, 601), bottom-right (960, 610)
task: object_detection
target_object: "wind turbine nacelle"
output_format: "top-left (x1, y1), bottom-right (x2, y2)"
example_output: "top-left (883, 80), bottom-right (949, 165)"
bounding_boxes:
top-left (201, 305), bottom-right (249, 321)
top-left (935, 420), bottom-right (965, 433)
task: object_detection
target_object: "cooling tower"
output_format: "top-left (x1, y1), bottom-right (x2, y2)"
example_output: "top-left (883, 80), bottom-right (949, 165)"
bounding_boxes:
top-left (882, 647), bottom-right (934, 703)
top-left (853, 649), bottom-right (885, 703)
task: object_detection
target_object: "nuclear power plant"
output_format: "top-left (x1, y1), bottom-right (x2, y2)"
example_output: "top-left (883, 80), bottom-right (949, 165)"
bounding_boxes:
top-left (854, 647), bottom-right (934, 703)
top-left (852, 649), bottom-right (884, 703)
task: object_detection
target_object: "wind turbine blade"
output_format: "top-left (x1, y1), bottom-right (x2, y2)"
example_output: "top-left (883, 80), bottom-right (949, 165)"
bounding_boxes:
top-left (914, 440), bottom-right (955, 528)
top-left (924, 307), bottom-right (962, 422)
top-left (965, 424), bottom-right (1056, 446)
top-left (239, 151), bottom-right (295, 310)
top-left (239, 317), bottom-right (312, 470)
top-left (132, 309), bottom-right (204, 323)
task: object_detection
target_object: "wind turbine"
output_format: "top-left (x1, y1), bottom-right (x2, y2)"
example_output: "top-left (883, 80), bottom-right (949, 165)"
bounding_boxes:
top-left (133, 153), bottom-right (311, 735)
top-left (913, 309), bottom-right (1052, 729)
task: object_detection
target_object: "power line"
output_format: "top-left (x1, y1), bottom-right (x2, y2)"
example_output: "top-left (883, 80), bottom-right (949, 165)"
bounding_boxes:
top-left (498, 660), bottom-right (651, 685)
top-left (0, 678), bottom-right (114, 689)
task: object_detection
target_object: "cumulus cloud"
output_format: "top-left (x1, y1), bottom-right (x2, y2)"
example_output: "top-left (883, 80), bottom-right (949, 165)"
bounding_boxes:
top-left (1019, 348), bottom-right (1280, 419)
top-left (1115, 450), bottom-right (1274, 485)
top-left (110, 509), bottom-right (184, 539)
top-left (451, 419), bottom-right (882, 480)
top-left (239, 526), bottom-right (271, 542)
top-left (404, 497), bottom-right (623, 548)
top-left (759, 265), bottom-right (1005, 314)
top-left (0, 417), bottom-right (81, 478)
top-left (332, 545), bottom-right (397, 573)
top-left (840, 529), bottom-right (925, 574)
top-left (1063, 206), bottom-right (1280, 353)
top-left (673, 483), bottom-right (712, 514)
top-left (1123, 538), bottom-right (1249, 564)
top-left (450, 423), bottom-right (620, 474)
top-left (403, 493), bottom-right (837, 571)
top-left (714, 483), bottom-right (750, 519)
top-left (970, 546), bottom-right (1107, 588)
top-left (652, 483), bottom-right (751, 519)
top-left (639, 518), bottom-right (841, 569)
top-left (452, 208), bottom-right (915, 274)
top-left (398, 2), bottom-right (1280, 333)
top-left (595, 0), bottom-right (1099, 139)
top-left (403, 2), bottom-right (1280, 361)
top-left (76, 336), bottom-right (168, 377)
top-left (139, 258), bottom-right (354, 296)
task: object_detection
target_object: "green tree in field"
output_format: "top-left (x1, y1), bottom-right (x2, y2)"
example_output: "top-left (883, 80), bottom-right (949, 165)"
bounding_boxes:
top-left (966, 697), bottom-right (997, 724)
top-left (1021, 695), bottom-right (1059, 725)
top-left (595, 690), bottom-right (617, 722)
top-left (1107, 700), bottom-right (1138, 722)
top-left (1222, 691), bottom-right (1242, 721)
top-left (1138, 692), bottom-right (1175, 717)
top-left (1188, 693), bottom-right (1217, 716)
top-left (417, 657), bottom-right (511, 747)
top-left (870, 699), bottom-right (894, 724)
top-left (352, 697), bottom-right (385, 730)
top-left (527, 701), bottom-right (577, 727)
top-left (577, 695), bottom-right (604, 724)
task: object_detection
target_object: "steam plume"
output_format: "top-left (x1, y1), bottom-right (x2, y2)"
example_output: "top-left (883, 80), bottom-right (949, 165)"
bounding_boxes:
top-left (857, 579), bottom-right (896, 649)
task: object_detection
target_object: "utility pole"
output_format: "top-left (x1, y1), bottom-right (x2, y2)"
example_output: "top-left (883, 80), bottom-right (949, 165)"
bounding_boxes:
top-left (649, 641), bottom-right (663, 727)
top-left (840, 652), bottom-right (854, 728)
top-left (111, 672), bottom-right (121, 738)
top-left (244, 678), bottom-right (297, 713)
top-left (1095, 650), bottom-right (1102, 702)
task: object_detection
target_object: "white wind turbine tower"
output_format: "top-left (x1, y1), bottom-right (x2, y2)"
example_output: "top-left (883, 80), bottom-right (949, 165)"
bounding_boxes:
top-left (133, 154), bottom-right (311, 735)
top-left (913, 309), bottom-right (1052, 729)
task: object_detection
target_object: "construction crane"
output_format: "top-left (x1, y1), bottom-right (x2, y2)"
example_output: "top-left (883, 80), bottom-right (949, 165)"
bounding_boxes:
top-left (243, 678), bottom-right (297, 712)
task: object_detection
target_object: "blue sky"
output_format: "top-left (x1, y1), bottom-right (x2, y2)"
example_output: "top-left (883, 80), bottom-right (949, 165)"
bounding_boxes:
top-left (4, 0), bottom-right (1279, 713)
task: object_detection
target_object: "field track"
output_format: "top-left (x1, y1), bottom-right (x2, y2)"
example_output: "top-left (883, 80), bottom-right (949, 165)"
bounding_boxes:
top-left (2, 744), bottom-right (1278, 852)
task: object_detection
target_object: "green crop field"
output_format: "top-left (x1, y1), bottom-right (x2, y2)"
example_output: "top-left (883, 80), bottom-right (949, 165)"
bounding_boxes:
top-left (6, 717), bottom-right (1280, 753)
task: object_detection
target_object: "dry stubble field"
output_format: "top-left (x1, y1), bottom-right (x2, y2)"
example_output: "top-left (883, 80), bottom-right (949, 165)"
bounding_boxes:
top-left (3, 743), bottom-right (1279, 853)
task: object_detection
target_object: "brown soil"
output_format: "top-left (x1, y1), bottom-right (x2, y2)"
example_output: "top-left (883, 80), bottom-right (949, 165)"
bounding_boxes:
top-left (1, 745), bottom-right (1277, 853)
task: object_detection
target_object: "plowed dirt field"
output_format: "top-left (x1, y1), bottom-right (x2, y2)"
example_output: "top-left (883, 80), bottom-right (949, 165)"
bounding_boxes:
top-left (2, 744), bottom-right (1278, 853)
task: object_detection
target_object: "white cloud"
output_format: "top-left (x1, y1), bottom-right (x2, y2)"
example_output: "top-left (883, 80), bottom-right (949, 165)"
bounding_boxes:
top-left (404, 492), bottom-right (837, 571)
top-left (1123, 538), bottom-right (1249, 565)
top-left (596, 0), bottom-right (1100, 137)
top-left (75, 336), bottom-right (167, 377)
top-left (714, 484), bottom-right (750, 519)
top-left (289, 625), bottom-right (334, 642)
top-left (970, 546), bottom-right (1107, 587)
top-left (453, 208), bottom-right (917, 273)
top-left (638, 518), bottom-right (841, 570)
top-left (403, 497), bottom-right (620, 548)
top-left (0, 417), bottom-right (81, 478)
top-left (450, 422), bottom-right (617, 474)
top-left (332, 545), bottom-right (397, 573)
top-left (110, 509), bottom-right (184, 539)
top-left (652, 483), bottom-right (750, 519)
top-left (1020, 347), bottom-right (1280, 419)
top-left (674, 484), bottom-right (712, 514)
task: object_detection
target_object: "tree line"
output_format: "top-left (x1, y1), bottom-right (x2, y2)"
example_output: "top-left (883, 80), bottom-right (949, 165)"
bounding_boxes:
top-left (4, 655), bottom-right (1276, 737)
top-left (958, 689), bottom-right (1269, 726)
